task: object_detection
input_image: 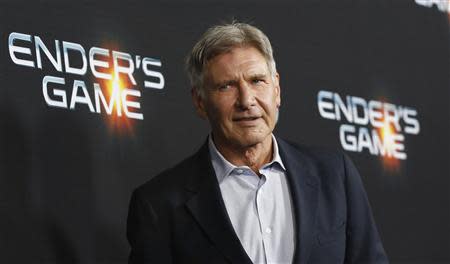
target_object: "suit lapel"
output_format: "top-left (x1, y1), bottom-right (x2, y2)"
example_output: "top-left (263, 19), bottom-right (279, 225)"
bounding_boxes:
top-left (184, 141), bottom-right (252, 264)
top-left (277, 138), bottom-right (320, 264)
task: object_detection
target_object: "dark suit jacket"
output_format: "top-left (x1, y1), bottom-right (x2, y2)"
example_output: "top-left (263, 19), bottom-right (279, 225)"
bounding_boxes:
top-left (127, 137), bottom-right (388, 263)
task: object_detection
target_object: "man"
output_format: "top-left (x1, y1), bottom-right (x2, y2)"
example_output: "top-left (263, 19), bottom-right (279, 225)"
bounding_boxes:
top-left (127, 22), bottom-right (388, 264)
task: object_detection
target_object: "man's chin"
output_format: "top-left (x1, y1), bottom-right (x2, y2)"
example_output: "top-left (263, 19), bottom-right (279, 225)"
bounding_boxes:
top-left (232, 132), bottom-right (271, 149)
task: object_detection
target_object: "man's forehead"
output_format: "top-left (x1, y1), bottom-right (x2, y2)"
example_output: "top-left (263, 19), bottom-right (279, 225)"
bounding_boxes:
top-left (206, 47), bottom-right (270, 81)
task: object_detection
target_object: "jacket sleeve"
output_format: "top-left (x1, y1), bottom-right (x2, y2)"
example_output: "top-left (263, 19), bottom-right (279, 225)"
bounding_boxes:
top-left (127, 189), bottom-right (173, 264)
top-left (342, 153), bottom-right (389, 263)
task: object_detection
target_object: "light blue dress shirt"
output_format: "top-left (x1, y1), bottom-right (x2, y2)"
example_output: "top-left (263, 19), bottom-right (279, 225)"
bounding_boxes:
top-left (208, 134), bottom-right (295, 264)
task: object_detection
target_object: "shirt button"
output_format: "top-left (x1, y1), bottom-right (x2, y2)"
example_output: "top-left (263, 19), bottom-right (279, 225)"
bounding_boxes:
top-left (265, 227), bottom-right (272, 234)
top-left (236, 169), bottom-right (243, 174)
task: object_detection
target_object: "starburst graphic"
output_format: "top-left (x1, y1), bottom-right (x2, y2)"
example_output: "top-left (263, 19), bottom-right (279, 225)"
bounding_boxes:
top-left (377, 119), bottom-right (401, 171)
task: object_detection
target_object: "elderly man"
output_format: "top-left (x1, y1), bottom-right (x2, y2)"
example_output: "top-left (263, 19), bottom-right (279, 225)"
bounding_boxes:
top-left (127, 22), bottom-right (388, 264)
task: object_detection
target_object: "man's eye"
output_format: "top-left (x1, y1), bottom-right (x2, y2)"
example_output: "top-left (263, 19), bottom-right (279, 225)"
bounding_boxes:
top-left (252, 79), bottom-right (264, 84)
top-left (218, 85), bottom-right (229, 90)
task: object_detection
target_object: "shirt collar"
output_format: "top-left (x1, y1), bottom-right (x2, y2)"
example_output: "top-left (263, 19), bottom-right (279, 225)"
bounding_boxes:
top-left (208, 134), bottom-right (286, 183)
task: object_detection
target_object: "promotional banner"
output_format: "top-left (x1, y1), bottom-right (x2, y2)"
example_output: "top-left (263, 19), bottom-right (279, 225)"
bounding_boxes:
top-left (1, 1), bottom-right (449, 263)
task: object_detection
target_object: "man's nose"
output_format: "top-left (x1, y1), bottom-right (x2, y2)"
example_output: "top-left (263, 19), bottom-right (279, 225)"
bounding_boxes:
top-left (236, 81), bottom-right (256, 109)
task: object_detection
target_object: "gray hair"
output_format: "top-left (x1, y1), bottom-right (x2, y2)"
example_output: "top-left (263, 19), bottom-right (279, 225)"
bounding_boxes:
top-left (185, 22), bottom-right (277, 97)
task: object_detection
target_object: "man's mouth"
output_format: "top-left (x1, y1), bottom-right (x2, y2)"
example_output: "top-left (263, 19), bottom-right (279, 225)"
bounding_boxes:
top-left (233, 116), bottom-right (261, 125)
top-left (233, 116), bottom-right (260, 121)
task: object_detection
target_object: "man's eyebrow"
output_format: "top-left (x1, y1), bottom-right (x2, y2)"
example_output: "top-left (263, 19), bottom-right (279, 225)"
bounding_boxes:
top-left (212, 73), bottom-right (269, 87)
top-left (215, 79), bottom-right (238, 87)
top-left (249, 73), bottom-right (268, 79)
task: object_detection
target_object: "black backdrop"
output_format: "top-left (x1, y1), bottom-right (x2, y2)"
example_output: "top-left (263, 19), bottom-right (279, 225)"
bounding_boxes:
top-left (1, 0), bottom-right (449, 263)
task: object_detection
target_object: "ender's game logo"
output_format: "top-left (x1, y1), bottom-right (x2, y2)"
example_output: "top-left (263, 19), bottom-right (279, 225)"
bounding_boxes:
top-left (8, 32), bottom-right (165, 121)
top-left (317, 90), bottom-right (421, 161)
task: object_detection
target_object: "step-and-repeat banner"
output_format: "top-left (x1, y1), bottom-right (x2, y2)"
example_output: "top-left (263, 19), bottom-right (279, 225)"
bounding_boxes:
top-left (1, 1), bottom-right (449, 263)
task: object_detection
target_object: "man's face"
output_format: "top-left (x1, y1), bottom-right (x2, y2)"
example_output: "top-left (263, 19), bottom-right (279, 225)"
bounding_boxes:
top-left (193, 46), bottom-right (281, 149)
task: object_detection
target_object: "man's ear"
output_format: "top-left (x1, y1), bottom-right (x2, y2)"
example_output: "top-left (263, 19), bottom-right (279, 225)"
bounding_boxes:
top-left (274, 72), bottom-right (281, 108)
top-left (191, 87), bottom-right (208, 119)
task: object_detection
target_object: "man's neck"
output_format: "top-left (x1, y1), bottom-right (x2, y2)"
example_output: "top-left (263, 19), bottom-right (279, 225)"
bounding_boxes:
top-left (212, 134), bottom-right (273, 174)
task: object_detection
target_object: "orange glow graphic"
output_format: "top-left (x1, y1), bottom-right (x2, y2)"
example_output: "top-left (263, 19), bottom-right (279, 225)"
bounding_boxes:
top-left (108, 74), bottom-right (126, 108)
top-left (94, 43), bottom-right (138, 135)
top-left (103, 70), bottom-right (136, 135)
top-left (377, 119), bottom-right (401, 171)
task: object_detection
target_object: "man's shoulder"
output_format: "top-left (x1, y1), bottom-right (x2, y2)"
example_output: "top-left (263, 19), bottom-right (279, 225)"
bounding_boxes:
top-left (278, 137), bottom-right (359, 186)
top-left (133, 144), bottom-right (207, 203)
top-left (278, 137), bottom-right (345, 167)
